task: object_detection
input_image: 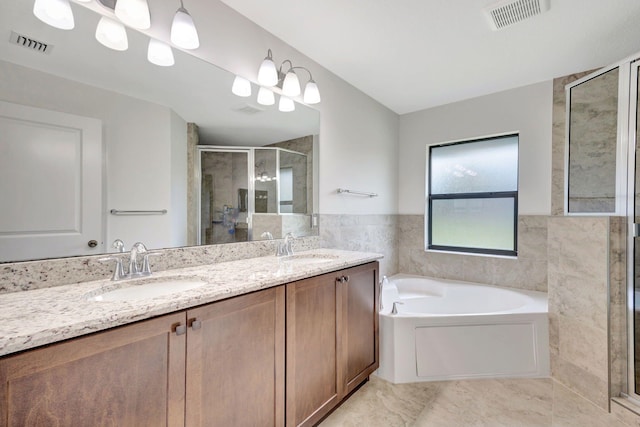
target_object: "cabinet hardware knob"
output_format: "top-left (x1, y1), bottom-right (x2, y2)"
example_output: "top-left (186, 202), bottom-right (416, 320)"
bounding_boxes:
top-left (189, 318), bottom-right (202, 330)
top-left (88, 239), bottom-right (98, 248)
top-left (344, 275), bottom-right (350, 283)
top-left (173, 324), bottom-right (186, 336)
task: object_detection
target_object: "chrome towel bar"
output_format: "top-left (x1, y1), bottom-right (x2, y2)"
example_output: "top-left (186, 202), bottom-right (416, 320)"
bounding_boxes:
top-left (110, 209), bottom-right (168, 215)
top-left (337, 188), bottom-right (378, 198)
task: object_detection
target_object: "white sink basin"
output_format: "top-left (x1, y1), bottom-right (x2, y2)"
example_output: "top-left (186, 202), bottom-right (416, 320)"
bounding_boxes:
top-left (88, 279), bottom-right (206, 302)
top-left (281, 254), bottom-right (340, 264)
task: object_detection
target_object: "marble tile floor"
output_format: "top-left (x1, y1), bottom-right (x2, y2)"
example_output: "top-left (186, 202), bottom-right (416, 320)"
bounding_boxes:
top-left (320, 375), bottom-right (633, 427)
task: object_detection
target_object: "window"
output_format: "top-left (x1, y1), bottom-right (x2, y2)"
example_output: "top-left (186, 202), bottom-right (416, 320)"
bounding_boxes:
top-left (427, 134), bottom-right (518, 256)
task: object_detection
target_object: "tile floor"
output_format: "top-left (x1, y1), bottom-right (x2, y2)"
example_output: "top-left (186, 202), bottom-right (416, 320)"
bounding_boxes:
top-left (320, 376), bottom-right (635, 427)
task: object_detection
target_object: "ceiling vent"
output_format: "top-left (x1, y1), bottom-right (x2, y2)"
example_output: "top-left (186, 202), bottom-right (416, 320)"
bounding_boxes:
top-left (232, 104), bottom-right (265, 115)
top-left (484, 0), bottom-right (550, 30)
top-left (9, 31), bottom-right (53, 54)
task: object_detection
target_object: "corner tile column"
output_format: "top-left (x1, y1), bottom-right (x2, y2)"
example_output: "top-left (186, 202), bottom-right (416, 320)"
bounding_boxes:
top-left (548, 216), bottom-right (610, 410)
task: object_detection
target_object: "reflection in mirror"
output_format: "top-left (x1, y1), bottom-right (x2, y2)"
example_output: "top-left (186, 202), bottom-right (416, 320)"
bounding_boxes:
top-left (0, 1), bottom-right (319, 263)
top-left (566, 67), bottom-right (620, 213)
top-left (196, 146), bottom-right (313, 245)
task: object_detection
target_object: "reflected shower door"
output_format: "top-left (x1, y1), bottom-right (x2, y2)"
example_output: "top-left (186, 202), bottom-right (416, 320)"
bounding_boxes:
top-left (198, 149), bottom-right (250, 245)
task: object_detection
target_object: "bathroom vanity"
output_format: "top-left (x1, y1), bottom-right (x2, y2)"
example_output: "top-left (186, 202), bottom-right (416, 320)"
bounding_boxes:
top-left (0, 250), bottom-right (380, 427)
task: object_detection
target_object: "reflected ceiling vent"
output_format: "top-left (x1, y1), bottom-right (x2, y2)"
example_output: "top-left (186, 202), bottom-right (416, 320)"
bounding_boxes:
top-left (484, 0), bottom-right (550, 30)
top-left (9, 31), bottom-right (53, 54)
top-left (232, 104), bottom-right (265, 115)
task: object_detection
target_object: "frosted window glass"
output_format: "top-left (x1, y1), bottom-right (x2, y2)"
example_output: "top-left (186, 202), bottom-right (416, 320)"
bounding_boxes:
top-left (431, 198), bottom-right (515, 251)
top-left (430, 136), bottom-right (518, 194)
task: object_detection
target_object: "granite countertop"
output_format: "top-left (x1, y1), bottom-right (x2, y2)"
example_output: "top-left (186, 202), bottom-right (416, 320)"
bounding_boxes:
top-left (0, 249), bottom-right (382, 357)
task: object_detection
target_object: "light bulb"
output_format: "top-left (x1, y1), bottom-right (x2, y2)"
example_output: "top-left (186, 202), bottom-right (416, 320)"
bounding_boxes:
top-left (303, 80), bottom-right (321, 104)
top-left (278, 96), bottom-right (295, 112)
top-left (257, 53), bottom-right (278, 86)
top-left (231, 76), bottom-right (252, 97)
top-left (33, 0), bottom-right (74, 30)
top-left (115, 0), bottom-right (151, 30)
top-left (171, 7), bottom-right (199, 50)
top-left (257, 87), bottom-right (275, 106)
top-left (282, 70), bottom-right (301, 97)
top-left (147, 39), bottom-right (175, 67)
top-left (95, 16), bottom-right (128, 51)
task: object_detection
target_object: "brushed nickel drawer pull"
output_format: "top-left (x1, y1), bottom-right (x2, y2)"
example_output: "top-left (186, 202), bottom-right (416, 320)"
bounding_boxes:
top-left (190, 318), bottom-right (202, 330)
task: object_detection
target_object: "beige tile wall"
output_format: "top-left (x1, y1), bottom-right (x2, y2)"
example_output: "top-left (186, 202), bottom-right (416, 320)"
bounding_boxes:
top-left (320, 214), bottom-right (398, 278)
top-left (398, 215), bottom-right (548, 292)
top-left (547, 216), bottom-right (610, 410)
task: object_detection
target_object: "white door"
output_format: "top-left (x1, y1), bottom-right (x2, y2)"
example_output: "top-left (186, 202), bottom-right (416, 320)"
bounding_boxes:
top-left (0, 100), bottom-right (103, 262)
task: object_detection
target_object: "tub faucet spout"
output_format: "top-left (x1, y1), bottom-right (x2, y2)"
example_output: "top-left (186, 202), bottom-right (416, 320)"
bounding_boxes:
top-left (391, 301), bottom-right (404, 315)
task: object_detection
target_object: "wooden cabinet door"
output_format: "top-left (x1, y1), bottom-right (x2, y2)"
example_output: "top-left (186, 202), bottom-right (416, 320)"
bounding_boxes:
top-left (0, 312), bottom-right (187, 427)
top-left (286, 272), bottom-right (343, 427)
top-left (341, 262), bottom-right (379, 395)
top-left (185, 286), bottom-right (285, 427)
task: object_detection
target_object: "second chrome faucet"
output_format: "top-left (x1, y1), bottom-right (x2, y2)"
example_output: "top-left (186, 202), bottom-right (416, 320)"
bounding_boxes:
top-left (276, 232), bottom-right (295, 257)
top-left (100, 241), bottom-right (159, 281)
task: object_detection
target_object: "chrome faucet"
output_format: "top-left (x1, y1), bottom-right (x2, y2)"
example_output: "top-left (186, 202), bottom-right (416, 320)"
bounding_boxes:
top-left (100, 241), bottom-right (158, 280)
top-left (276, 232), bottom-right (295, 257)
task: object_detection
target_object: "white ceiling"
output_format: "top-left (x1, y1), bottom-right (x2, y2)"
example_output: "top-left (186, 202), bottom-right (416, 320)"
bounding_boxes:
top-left (219, 0), bottom-right (640, 114)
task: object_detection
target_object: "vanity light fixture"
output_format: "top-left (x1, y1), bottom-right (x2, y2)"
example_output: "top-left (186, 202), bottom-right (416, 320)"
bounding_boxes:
top-left (257, 49), bottom-right (321, 105)
top-left (257, 87), bottom-right (275, 106)
top-left (114, 0), bottom-right (151, 30)
top-left (33, 0), bottom-right (75, 30)
top-left (255, 160), bottom-right (276, 182)
top-left (147, 39), bottom-right (174, 66)
top-left (171, 0), bottom-right (200, 50)
top-left (257, 50), bottom-right (279, 87)
top-left (231, 75), bottom-right (252, 97)
top-left (95, 16), bottom-right (128, 51)
top-left (278, 96), bottom-right (295, 113)
top-left (234, 49), bottom-right (320, 110)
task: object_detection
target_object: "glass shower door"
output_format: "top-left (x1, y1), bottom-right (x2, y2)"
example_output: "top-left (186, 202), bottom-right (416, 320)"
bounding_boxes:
top-left (198, 149), bottom-right (250, 245)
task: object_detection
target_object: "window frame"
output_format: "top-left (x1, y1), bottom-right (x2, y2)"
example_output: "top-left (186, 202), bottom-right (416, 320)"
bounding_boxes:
top-left (426, 133), bottom-right (519, 257)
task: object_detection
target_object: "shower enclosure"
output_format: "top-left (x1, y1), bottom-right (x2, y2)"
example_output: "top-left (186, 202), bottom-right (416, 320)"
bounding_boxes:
top-left (196, 146), bottom-right (309, 245)
top-left (567, 51), bottom-right (640, 401)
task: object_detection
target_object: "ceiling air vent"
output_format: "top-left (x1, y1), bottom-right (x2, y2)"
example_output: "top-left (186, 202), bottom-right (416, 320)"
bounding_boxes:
top-left (9, 31), bottom-right (53, 54)
top-left (484, 0), bottom-right (550, 30)
top-left (232, 104), bottom-right (265, 115)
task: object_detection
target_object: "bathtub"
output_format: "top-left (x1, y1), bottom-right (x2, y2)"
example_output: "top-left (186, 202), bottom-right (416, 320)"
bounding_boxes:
top-left (376, 274), bottom-right (549, 383)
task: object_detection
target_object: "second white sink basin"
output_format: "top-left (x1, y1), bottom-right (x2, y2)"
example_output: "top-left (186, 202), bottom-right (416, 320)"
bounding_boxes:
top-left (88, 279), bottom-right (206, 302)
top-left (281, 254), bottom-right (340, 264)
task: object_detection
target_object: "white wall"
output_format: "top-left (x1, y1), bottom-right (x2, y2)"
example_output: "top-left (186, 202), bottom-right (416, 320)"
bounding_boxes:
top-left (398, 81), bottom-right (553, 215)
top-left (170, 110), bottom-right (188, 247)
top-left (0, 60), bottom-right (187, 250)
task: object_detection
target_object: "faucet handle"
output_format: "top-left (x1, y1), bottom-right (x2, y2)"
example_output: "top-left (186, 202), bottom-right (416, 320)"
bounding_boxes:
top-left (99, 256), bottom-right (125, 281)
top-left (112, 239), bottom-right (125, 253)
top-left (284, 232), bottom-right (295, 256)
top-left (140, 252), bottom-right (161, 275)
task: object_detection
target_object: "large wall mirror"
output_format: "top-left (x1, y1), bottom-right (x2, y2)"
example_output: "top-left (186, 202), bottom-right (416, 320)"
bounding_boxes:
top-left (0, 1), bottom-right (320, 263)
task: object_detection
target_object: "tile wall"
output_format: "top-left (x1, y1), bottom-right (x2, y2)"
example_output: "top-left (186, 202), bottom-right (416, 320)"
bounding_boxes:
top-left (398, 215), bottom-right (548, 292)
top-left (320, 214), bottom-right (399, 278)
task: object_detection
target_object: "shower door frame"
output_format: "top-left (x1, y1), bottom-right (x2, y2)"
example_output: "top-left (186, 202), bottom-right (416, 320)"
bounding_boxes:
top-left (627, 57), bottom-right (640, 402)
